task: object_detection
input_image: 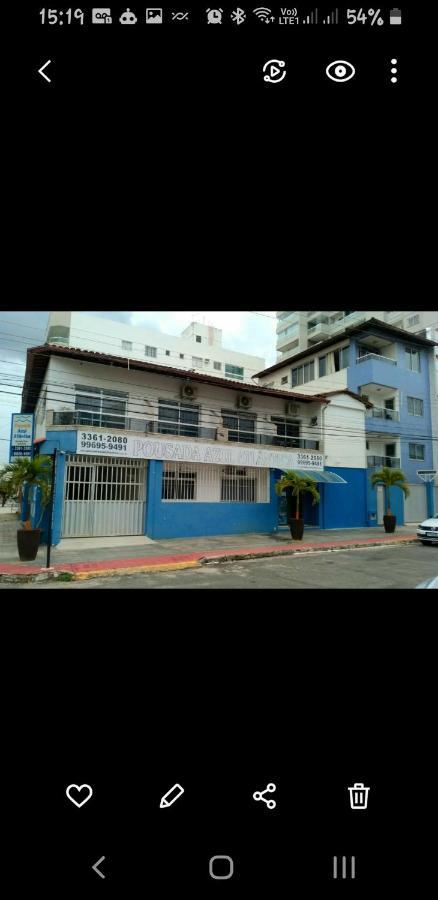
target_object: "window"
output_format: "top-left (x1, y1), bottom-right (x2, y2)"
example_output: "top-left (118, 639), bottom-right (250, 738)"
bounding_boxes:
top-left (407, 397), bottom-right (424, 416)
top-left (292, 360), bottom-right (315, 387)
top-left (407, 314), bottom-right (420, 326)
top-left (221, 410), bottom-right (256, 443)
top-left (162, 467), bottom-right (197, 500)
top-left (192, 356), bottom-right (203, 367)
top-left (225, 364), bottom-right (244, 380)
top-left (409, 443), bottom-right (425, 460)
top-left (405, 347), bottom-right (420, 372)
top-left (145, 345), bottom-right (157, 358)
top-left (221, 468), bottom-right (257, 502)
top-left (196, 335), bottom-right (202, 343)
top-left (165, 350), bottom-right (170, 356)
top-left (158, 400), bottom-right (199, 438)
top-left (281, 376), bottom-right (289, 385)
top-left (122, 340), bottom-right (132, 351)
top-left (213, 361), bottom-right (222, 371)
top-left (74, 385), bottom-right (127, 429)
top-left (333, 345), bottom-right (349, 370)
top-left (319, 355), bottom-right (327, 377)
top-left (179, 353), bottom-right (185, 359)
top-left (204, 359), bottom-right (210, 365)
top-left (271, 417), bottom-right (300, 448)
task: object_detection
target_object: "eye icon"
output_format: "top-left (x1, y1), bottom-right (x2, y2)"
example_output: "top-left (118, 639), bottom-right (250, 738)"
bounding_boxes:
top-left (326, 60), bottom-right (356, 82)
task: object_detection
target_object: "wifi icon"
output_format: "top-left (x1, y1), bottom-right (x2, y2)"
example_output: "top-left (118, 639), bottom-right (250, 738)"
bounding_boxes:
top-left (253, 6), bottom-right (273, 21)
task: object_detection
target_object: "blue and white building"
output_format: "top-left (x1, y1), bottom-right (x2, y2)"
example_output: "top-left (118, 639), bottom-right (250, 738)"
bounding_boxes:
top-left (257, 318), bottom-right (438, 524)
top-left (19, 343), bottom-right (371, 544)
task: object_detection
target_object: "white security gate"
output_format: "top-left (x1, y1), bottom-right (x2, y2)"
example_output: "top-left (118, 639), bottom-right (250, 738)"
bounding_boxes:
top-left (404, 483), bottom-right (427, 524)
top-left (376, 485), bottom-right (385, 524)
top-left (62, 455), bottom-right (147, 537)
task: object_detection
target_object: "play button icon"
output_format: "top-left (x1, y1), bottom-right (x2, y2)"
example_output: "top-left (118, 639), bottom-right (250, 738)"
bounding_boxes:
top-left (262, 59), bottom-right (286, 84)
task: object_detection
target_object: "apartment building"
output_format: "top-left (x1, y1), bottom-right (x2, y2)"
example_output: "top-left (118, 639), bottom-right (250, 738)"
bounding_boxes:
top-left (276, 311), bottom-right (438, 362)
top-left (45, 311), bottom-right (265, 384)
top-left (258, 319), bottom-right (438, 524)
top-left (20, 343), bottom-right (371, 544)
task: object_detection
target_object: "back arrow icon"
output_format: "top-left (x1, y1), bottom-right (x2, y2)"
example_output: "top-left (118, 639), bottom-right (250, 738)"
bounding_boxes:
top-left (92, 856), bottom-right (106, 879)
top-left (38, 60), bottom-right (52, 83)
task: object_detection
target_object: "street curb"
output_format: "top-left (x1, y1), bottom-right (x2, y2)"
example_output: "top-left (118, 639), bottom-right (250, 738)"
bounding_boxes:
top-left (199, 537), bottom-right (419, 565)
top-left (1, 536), bottom-right (419, 582)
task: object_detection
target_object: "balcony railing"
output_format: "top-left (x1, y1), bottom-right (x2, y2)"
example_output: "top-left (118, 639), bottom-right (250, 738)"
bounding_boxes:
top-left (368, 407), bottom-right (400, 422)
top-left (357, 353), bottom-right (397, 365)
top-left (51, 411), bottom-right (320, 451)
top-left (367, 455), bottom-right (401, 469)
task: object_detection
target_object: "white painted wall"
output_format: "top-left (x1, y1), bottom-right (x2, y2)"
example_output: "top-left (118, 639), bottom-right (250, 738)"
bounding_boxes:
top-left (322, 393), bottom-right (367, 469)
top-left (45, 312), bottom-right (265, 384)
top-left (41, 355), bottom-right (333, 450)
top-left (258, 338), bottom-right (350, 394)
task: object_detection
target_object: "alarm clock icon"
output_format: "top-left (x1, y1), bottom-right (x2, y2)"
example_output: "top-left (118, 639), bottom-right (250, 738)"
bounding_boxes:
top-left (206, 8), bottom-right (223, 23)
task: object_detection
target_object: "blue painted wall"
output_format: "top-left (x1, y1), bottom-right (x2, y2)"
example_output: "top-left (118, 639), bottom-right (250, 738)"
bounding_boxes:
top-left (147, 463), bottom-right (279, 539)
top-left (347, 333), bottom-right (435, 483)
top-left (320, 467), bottom-right (368, 529)
top-left (33, 430), bottom-right (78, 545)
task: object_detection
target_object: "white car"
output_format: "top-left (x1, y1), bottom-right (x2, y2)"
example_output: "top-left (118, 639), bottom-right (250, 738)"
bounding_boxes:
top-left (417, 513), bottom-right (438, 544)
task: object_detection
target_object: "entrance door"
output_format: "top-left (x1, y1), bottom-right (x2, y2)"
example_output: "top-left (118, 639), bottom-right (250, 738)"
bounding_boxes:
top-left (62, 455), bottom-right (147, 537)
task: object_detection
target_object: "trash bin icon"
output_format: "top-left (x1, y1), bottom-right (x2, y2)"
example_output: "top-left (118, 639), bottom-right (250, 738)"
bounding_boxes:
top-left (348, 782), bottom-right (370, 809)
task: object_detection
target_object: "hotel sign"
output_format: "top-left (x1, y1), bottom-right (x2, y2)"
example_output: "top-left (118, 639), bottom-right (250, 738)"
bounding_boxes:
top-left (10, 414), bottom-right (34, 461)
top-left (77, 430), bottom-right (324, 470)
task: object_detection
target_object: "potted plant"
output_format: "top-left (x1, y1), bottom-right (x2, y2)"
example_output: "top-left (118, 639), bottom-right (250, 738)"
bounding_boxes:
top-left (275, 470), bottom-right (320, 540)
top-left (370, 466), bottom-right (410, 533)
top-left (0, 456), bottom-right (53, 560)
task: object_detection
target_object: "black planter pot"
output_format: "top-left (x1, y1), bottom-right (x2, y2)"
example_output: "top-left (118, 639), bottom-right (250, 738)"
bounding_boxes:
top-left (383, 515), bottom-right (396, 534)
top-left (289, 518), bottom-right (305, 541)
top-left (17, 528), bottom-right (42, 561)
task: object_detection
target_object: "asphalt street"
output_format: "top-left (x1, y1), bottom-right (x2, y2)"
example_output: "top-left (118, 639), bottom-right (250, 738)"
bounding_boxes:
top-left (3, 543), bottom-right (437, 589)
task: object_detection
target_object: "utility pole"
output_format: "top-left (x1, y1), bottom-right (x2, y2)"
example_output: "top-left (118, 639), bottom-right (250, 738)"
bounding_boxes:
top-left (46, 448), bottom-right (57, 569)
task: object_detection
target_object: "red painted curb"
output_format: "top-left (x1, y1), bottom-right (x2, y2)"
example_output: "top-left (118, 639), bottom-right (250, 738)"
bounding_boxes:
top-left (0, 535), bottom-right (418, 577)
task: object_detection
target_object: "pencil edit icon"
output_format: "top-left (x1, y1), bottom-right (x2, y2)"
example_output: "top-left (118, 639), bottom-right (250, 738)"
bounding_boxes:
top-left (160, 783), bottom-right (185, 808)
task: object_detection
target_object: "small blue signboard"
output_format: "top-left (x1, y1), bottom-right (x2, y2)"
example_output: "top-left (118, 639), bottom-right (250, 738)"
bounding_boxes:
top-left (9, 413), bottom-right (34, 461)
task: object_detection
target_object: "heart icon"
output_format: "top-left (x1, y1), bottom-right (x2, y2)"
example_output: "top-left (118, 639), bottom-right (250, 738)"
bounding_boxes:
top-left (66, 784), bottom-right (93, 808)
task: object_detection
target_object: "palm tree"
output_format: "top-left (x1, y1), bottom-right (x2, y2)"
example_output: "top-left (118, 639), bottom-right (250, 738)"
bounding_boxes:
top-left (370, 466), bottom-right (410, 518)
top-left (0, 456), bottom-right (52, 528)
top-left (275, 470), bottom-right (320, 526)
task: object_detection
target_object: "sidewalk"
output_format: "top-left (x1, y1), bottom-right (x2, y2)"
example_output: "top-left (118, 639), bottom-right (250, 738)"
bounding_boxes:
top-left (0, 525), bottom-right (419, 582)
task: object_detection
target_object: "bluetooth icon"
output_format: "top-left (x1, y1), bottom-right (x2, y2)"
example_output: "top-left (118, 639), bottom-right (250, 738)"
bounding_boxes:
top-left (231, 7), bottom-right (246, 24)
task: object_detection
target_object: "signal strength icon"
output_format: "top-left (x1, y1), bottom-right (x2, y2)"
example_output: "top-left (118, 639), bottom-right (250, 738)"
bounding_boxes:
top-left (253, 7), bottom-right (273, 21)
top-left (323, 8), bottom-right (339, 24)
top-left (302, 8), bottom-right (319, 24)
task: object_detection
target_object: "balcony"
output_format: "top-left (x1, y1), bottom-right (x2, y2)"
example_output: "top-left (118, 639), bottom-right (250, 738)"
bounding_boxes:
top-left (368, 407), bottom-right (400, 422)
top-left (357, 353), bottom-right (397, 366)
top-left (50, 411), bottom-right (320, 451)
top-left (367, 455), bottom-right (401, 469)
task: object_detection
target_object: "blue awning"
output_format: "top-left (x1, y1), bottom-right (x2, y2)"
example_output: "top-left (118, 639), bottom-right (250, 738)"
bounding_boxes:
top-left (280, 469), bottom-right (347, 484)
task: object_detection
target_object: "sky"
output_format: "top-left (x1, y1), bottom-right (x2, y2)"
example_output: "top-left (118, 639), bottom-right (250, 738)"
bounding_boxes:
top-left (0, 310), bottom-right (277, 464)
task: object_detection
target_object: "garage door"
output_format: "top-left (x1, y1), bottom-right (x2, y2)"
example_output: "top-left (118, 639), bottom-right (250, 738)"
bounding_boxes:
top-left (404, 483), bottom-right (427, 523)
top-left (62, 455), bottom-right (147, 537)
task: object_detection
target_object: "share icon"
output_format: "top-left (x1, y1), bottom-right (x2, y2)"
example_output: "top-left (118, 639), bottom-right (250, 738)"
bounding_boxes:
top-left (253, 782), bottom-right (276, 810)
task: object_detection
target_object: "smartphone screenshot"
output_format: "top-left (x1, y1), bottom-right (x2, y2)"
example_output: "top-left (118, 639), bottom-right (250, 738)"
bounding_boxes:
top-left (29, 3), bottom-right (408, 100)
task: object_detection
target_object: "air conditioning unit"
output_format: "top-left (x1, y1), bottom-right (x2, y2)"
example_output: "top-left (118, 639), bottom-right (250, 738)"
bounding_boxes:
top-left (216, 426), bottom-right (229, 442)
top-left (285, 402), bottom-right (300, 416)
top-left (309, 416), bottom-right (318, 426)
top-left (236, 395), bottom-right (253, 410)
top-left (180, 383), bottom-right (198, 400)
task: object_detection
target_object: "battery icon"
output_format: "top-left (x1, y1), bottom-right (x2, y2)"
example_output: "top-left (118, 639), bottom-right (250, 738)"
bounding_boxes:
top-left (390, 8), bottom-right (402, 25)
